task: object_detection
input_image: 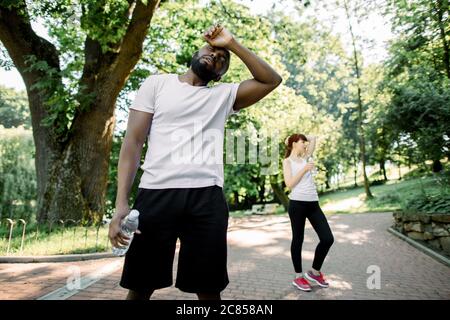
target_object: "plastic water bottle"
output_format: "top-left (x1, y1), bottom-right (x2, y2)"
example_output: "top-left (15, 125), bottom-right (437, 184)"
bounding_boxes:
top-left (307, 156), bottom-right (318, 177)
top-left (112, 209), bottom-right (140, 256)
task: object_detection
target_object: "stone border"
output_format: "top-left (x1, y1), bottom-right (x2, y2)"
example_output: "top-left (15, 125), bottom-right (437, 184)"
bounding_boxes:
top-left (392, 211), bottom-right (450, 254)
top-left (0, 252), bottom-right (115, 263)
top-left (388, 227), bottom-right (450, 267)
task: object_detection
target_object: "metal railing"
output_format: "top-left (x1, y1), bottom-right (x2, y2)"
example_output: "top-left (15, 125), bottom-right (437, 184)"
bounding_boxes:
top-left (0, 218), bottom-right (111, 256)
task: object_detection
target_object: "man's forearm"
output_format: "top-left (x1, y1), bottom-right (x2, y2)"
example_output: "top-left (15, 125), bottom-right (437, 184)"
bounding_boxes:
top-left (225, 38), bottom-right (281, 85)
top-left (115, 138), bottom-right (143, 212)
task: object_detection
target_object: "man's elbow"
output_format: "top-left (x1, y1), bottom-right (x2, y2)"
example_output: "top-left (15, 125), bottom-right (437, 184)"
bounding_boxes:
top-left (272, 73), bottom-right (282, 87)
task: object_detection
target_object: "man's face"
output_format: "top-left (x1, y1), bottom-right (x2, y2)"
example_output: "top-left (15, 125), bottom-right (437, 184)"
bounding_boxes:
top-left (190, 45), bottom-right (230, 82)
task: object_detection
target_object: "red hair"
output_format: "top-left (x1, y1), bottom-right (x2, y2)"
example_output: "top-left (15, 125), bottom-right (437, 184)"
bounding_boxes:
top-left (284, 133), bottom-right (308, 158)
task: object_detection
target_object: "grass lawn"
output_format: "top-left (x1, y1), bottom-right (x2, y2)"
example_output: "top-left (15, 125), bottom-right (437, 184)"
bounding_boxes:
top-left (319, 175), bottom-right (446, 214)
top-left (229, 175), bottom-right (448, 218)
top-left (0, 225), bottom-right (110, 256)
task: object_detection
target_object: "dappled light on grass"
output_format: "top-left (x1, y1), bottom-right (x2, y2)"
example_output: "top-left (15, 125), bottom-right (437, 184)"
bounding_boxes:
top-left (321, 195), bottom-right (365, 213)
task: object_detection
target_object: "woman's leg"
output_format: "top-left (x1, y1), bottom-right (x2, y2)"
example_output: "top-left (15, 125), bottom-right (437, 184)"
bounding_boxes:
top-left (288, 200), bottom-right (307, 273)
top-left (307, 203), bottom-right (334, 272)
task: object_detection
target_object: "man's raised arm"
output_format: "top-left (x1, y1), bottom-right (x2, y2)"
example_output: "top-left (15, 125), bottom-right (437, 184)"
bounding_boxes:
top-left (204, 25), bottom-right (282, 111)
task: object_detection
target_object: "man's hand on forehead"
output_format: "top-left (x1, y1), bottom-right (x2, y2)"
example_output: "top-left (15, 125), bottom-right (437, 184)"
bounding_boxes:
top-left (202, 23), bottom-right (234, 49)
top-left (204, 24), bottom-right (223, 40)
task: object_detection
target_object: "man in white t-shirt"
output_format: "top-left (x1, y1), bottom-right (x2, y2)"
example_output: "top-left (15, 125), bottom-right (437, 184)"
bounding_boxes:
top-left (109, 24), bottom-right (282, 300)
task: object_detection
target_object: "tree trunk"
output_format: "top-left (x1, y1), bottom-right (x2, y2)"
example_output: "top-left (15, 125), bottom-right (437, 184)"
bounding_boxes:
top-left (233, 191), bottom-right (239, 207)
top-left (380, 159), bottom-right (388, 181)
top-left (269, 175), bottom-right (289, 211)
top-left (258, 178), bottom-right (266, 203)
top-left (344, 0), bottom-right (373, 199)
top-left (39, 87), bottom-right (117, 223)
top-left (432, 159), bottom-right (443, 173)
top-left (325, 170), bottom-right (331, 189)
top-left (435, 0), bottom-right (450, 79)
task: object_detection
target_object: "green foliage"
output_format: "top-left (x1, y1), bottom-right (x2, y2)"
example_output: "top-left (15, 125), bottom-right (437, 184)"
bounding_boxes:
top-left (80, 0), bottom-right (130, 53)
top-left (0, 86), bottom-right (30, 128)
top-left (382, 0), bottom-right (450, 168)
top-left (0, 44), bottom-right (14, 70)
top-left (384, 69), bottom-right (450, 162)
top-left (0, 126), bottom-right (36, 219)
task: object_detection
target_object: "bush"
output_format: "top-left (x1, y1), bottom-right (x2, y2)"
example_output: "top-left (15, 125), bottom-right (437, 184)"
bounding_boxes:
top-left (376, 193), bottom-right (401, 203)
top-left (0, 126), bottom-right (36, 220)
top-left (369, 179), bottom-right (387, 186)
top-left (403, 193), bottom-right (450, 214)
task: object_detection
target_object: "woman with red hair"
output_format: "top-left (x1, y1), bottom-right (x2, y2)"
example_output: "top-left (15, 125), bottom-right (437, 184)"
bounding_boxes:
top-left (282, 133), bottom-right (334, 292)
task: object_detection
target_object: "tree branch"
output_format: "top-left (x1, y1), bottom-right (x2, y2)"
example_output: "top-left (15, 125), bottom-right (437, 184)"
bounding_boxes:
top-left (110, 0), bottom-right (160, 83)
top-left (0, 1), bottom-right (64, 148)
top-left (0, 1), bottom-right (61, 85)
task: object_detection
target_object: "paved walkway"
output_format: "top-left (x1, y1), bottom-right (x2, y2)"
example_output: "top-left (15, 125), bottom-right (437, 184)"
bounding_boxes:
top-left (0, 212), bottom-right (449, 300)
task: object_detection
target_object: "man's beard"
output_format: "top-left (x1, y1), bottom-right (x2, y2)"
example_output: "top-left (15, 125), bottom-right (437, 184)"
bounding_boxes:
top-left (190, 52), bottom-right (220, 83)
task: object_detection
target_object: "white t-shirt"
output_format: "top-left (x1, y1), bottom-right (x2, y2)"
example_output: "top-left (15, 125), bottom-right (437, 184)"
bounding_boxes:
top-left (287, 157), bottom-right (319, 202)
top-left (129, 74), bottom-right (240, 189)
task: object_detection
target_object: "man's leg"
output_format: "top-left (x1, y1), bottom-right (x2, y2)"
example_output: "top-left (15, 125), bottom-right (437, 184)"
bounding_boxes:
top-left (119, 189), bottom-right (183, 300)
top-left (176, 186), bottom-right (229, 296)
top-left (126, 289), bottom-right (154, 300)
top-left (196, 292), bottom-right (221, 300)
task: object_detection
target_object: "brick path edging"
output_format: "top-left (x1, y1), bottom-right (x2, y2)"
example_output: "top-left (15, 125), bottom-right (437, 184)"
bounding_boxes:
top-left (387, 227), bottom-right (450, 267)
top-left (0, 252), bottom-right (115, 264)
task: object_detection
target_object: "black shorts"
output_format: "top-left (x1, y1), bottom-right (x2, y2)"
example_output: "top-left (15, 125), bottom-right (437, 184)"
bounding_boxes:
top-left (119, 185), bottom-right (230, 293)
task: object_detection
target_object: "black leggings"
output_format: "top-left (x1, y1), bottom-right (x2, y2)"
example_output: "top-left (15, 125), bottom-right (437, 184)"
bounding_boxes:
top-left (288, 200), bottom-right (334, 273)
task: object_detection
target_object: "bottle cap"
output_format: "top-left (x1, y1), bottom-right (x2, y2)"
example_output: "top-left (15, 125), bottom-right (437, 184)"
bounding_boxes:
top-left (128, 209), bottom-right (140, 220)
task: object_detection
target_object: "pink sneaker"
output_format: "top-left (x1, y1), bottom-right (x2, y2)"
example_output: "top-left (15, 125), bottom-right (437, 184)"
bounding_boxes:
top-left (305, 270), bottom-right (329, 288)
top-left (292, 277), bottom-right (312, 292)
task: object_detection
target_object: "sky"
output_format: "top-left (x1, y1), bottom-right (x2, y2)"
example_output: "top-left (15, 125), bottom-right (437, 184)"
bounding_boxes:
top-left (0, 0), bottom-right (394, 91)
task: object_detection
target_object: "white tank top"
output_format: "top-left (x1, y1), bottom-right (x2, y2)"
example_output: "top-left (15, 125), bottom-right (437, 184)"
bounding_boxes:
top-left (287, 157), bottom-right (319, 202)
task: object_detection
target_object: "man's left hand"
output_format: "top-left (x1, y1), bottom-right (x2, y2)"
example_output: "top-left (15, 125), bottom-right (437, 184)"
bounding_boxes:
top-left (203, 24), bottom-right (234, 49)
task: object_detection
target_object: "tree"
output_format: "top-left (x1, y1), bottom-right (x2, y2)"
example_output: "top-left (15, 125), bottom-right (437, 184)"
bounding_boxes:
top-left (0, 0), bottom-right (161, 223)
top-left (342, 0), bottom-right (373, 198)
top-left (362, 64), bottom-right (394, 182)
top-left (0, 126), bottom-right (36, 220)
top-left (387, 0), bottom-right (449, 80)
top-left (383, 0), bottom-right (450, 172)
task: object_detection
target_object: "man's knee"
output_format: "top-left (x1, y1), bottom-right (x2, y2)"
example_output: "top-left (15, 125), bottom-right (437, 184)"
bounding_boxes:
top-left (126, 289), bottom-right (154, 300)
top-left (196, 292), bottom-right (221, 300)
